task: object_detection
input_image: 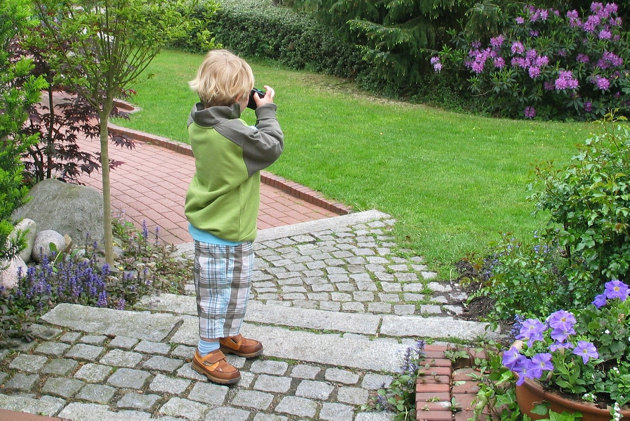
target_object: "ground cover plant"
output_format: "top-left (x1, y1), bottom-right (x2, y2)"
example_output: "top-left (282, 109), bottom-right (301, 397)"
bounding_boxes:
top-left (112, 49), bottom-right (596, 273)
top-left (0, 218), bottom-right (190, 342)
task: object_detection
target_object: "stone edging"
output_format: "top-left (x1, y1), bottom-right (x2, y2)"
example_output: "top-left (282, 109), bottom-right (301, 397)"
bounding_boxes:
top-left (108, 101), bottom-right (351, 216)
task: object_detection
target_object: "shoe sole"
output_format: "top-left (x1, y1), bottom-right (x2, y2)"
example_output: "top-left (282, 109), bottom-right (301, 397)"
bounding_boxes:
top-left (220, 346), bottom-right (263, 359)
top-left (192, 361), bottom-right (240, 385)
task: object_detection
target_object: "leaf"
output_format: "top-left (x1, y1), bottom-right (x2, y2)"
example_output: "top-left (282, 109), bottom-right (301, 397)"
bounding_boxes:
top-left (531, 402), bottom-right (549, 415)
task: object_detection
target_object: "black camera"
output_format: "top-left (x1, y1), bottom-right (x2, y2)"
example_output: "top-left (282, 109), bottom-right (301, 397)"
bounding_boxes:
top-left (247, 88), bottom-right (266, 109)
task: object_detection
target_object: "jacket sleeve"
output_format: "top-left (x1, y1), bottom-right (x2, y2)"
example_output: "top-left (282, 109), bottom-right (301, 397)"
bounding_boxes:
top-left (215, 104), bottom-right (284, 177)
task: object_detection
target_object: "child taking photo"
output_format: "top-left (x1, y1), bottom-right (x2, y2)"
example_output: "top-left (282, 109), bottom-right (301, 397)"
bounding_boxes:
top-left (185, 49), bottom-right (284, 384)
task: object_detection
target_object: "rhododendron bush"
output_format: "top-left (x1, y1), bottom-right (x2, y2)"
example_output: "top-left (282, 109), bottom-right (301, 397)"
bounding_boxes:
top-left (433, 2), bottom-right (629, 120)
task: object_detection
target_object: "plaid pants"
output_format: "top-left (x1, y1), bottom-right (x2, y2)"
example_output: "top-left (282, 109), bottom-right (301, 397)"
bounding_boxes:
top-left (193, 240), bottom-right (254, 339)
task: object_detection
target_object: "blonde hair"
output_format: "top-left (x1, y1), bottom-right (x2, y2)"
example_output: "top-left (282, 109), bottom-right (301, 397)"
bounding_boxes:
top-left (189, 49), bottom-right (255, 107)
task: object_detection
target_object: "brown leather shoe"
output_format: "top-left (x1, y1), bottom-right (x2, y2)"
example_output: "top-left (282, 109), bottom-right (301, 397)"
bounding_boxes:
top-left (192, 350), bottom-right (240, 385)
top-left (219, 334), bottom-right (263, 358)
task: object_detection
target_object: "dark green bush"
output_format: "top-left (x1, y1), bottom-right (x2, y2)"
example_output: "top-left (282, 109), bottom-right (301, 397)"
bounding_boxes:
top-left (189, 0), bottom-right (365, 79)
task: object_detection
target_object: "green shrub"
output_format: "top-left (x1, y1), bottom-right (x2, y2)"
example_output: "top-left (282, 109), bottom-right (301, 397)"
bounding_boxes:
top-left (532, 122), bottom-right (630, 300)
top-left (169, 0), bottom-right (221, 53)
top-left (191, 0), bottom-right (364, 79)
top-left (0, 0), bottom-right (47, 261)
top-left (469, 121), bottom-right (630, 322)
top-left (470, 234), bottom-right (569, 321)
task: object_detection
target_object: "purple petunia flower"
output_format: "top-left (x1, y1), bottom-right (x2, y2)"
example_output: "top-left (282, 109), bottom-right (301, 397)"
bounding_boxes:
top-left (494, 57), bottom-right (505, 68)
top-left (502, 346), bottom-right (522, 370)
top-left (516, 16), bottom-right (525, 24)
top-left (604, 280), bottom-right (629, 301)
top-left (549, 341), bottom-right (574, 352)
top-left (517, 318), bottom-right (545, 346)
top-left (524, 106), bottom-right (536, 119)
top-left (592, 293), bottom-right (607, 308)
top-left (513, 357), bottom-right (537, 386)
top-left (550, 326), bottom-right (575, 343)
top-left (573, 341), bottom-right (598, 364)
top-left (433, 63), bottom-right (442, 72)
top-left (430, 56), bottom-right (440, 65)
top-left (547, 310), bottom-right (576, 331)
top-left (531, 353), bottom-right (554, 374)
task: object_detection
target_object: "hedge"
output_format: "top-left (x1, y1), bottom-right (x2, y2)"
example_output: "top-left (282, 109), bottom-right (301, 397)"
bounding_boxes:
top-left (184, 0), bottom-right (366, 80)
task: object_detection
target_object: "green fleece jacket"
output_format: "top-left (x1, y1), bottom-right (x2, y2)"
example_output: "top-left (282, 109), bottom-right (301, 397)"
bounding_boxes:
top-left (184, 102), bottom-right (284, 242)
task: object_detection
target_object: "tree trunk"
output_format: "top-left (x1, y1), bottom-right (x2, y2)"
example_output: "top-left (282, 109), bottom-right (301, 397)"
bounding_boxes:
top-left (99, 101), bottom-right (114, 266)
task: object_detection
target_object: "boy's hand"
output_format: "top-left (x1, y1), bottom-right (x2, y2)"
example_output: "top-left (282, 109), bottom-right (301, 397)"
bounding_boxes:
top-left (255, 85), bottom-right (275, 107)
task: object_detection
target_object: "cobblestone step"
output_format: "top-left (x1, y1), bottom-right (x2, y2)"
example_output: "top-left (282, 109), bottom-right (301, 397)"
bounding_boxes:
top-left (0, 210), bottom-right (502, 420)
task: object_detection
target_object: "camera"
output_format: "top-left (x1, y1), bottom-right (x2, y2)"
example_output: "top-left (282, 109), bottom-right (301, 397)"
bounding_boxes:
top-left (247, 88), bottom-right (266, 110)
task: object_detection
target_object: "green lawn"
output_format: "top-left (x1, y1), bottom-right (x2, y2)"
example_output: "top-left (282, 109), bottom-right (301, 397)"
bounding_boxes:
top-left (114, 49), bottom-right (597, 274)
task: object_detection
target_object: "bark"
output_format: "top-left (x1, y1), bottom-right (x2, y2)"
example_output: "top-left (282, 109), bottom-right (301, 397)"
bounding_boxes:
top-left (98, 100), bottom-right (114, 266)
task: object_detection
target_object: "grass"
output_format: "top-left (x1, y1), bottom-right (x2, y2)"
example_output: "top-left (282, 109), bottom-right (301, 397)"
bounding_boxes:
top-left (114, 49), bottom-right (597, 275)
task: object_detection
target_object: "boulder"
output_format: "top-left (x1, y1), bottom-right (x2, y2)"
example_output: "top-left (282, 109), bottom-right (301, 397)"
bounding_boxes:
top-left (8, 218), bottom-right (37, 263)
top-left (32, 230), bottom-right (66, 263)
top-left (0, 255), bottom-right (27, 291)
top-left (12, 179), bottom-right (104, 247)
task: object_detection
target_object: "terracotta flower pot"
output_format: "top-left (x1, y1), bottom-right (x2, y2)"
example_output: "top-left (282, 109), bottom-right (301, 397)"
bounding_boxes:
top-left (516, 378), bottom-right (630, 421)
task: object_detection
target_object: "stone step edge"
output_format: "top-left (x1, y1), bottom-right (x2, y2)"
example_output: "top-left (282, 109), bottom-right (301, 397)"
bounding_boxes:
top-left (174, 209), bottom-right (394, 258)
top-left (137, 294), bottom-right (501, 343)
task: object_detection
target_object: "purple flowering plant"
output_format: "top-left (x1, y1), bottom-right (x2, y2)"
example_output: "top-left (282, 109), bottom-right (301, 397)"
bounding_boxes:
top-left (433, 2), bottom-right (629, 120)
top-left (0, 217), bottom-right (189, 341)
top-left (503, 280), bottom-right (630, 408)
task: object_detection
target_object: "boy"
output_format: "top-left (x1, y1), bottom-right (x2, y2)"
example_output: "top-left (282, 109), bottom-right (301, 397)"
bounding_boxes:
top-left (185, 49), bottom-right (284, 384)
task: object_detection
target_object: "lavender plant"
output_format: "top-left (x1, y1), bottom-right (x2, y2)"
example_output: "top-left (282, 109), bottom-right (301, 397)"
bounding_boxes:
top-left (433, 2), bottom-right (629, 120)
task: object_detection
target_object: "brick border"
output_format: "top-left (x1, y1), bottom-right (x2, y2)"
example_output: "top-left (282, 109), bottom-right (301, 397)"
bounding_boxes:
top-left (416, 345), bottom-right (480, 421)
top-left (108, 103), bottom-right (351, 216)
top-left (0, 409), bottom-right (64, 421)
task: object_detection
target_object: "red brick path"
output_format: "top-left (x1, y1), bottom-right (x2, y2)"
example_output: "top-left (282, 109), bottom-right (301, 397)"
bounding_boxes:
top-left (76, 123), bottom-right (350, 245)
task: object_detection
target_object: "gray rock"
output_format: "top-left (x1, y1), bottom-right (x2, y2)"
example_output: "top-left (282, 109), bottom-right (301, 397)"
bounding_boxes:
top-left (9, 218), bottom-right (37, 262)
top-left (31, 229), bottom-right (65, 263)
top-left (12, 178), bottom-right (104, 247)
top-left (0, 255), bottom-right (27, 290)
